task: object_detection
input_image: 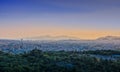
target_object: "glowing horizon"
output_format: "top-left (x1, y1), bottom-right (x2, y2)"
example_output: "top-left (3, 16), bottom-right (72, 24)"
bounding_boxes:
top-left (1, 27), bottom-right (120, 39)
top-left (0, 0), bottom-right (120, 39)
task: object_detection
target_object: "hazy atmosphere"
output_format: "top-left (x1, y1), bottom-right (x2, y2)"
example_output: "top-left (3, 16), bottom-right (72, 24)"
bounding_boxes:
top-left (1, 1), bottom-right (120, 72)
top-left (0, 0), bottom-right (120, 39)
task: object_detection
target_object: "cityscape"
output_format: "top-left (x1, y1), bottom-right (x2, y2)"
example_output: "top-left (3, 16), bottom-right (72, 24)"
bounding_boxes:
top-left (0, 0), bottom-right (120, 72)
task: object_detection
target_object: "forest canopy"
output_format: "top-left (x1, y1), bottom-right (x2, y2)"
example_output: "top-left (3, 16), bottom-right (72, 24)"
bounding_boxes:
top-left (0, 49), bottom-right (120, 72)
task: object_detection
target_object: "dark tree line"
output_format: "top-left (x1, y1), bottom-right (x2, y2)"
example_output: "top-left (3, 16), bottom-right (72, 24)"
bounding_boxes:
top-left (0, 49), bottom-right (120, 72)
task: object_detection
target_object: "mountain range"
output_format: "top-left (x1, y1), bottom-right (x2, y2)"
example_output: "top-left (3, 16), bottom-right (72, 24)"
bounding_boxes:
top-left (24, 36), bottom-right (120, 41)
top-left (24, 35), bottom-right (80, 40)
top-left (96, 36), bottom-right (120, 40)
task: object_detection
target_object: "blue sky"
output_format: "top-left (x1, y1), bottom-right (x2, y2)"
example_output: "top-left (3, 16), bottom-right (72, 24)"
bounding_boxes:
top-left (0, 0), bottom-right (120, 39)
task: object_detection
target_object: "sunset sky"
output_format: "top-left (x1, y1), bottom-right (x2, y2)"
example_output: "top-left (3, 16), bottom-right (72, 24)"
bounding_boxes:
top-left (0, 0), bottom-right (120, 39)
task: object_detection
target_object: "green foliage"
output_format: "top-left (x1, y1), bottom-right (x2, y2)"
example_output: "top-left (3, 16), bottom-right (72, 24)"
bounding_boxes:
top-left (0, 49), bottom-right (120, 72)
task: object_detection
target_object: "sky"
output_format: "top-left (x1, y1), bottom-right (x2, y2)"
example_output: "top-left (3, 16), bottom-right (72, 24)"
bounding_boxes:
top-left (0, 0), bottom-right (120, 39)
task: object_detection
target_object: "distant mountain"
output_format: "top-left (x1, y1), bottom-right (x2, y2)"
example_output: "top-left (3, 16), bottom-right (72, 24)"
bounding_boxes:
top-left (24, 35), bottom-right (80, 40)
top-left (96, 36), bottom-right (120, 40)
top-left (24, 36), bottom-right (120, 41)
